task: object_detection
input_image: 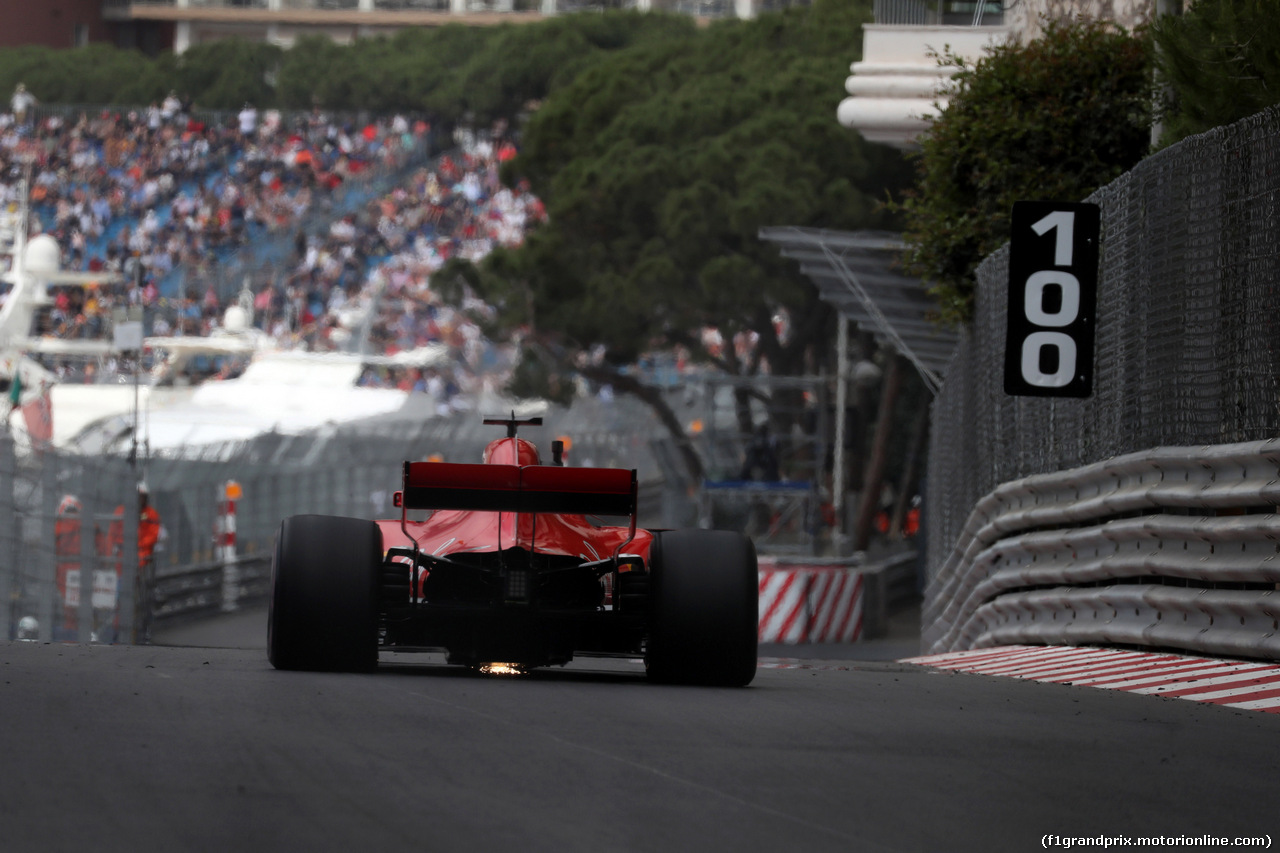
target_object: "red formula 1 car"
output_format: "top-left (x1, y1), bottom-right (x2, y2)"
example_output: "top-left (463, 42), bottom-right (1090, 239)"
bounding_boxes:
top-left (268, 416), bottom-right (758, 686)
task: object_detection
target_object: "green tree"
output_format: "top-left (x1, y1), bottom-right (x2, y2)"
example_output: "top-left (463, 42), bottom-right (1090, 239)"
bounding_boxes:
top-left (0, 14), bottom-right (711, 127)
top-left (895, 20), bottom-right (1154, 325)
top-left (432, 13), bottom-right (697, 126)
top-left (455, 0), bottom-right (910, 480)
top-left (0, 44), bottom-right (169, 106)
top-left (0, 39), bottom-right (280, 113)
top-left (274, 14), bottom-right (695, 125)
top-left (175, 40), bottom-right (284, 110)
top-left (1153, 0), bottom-right (1280, 146)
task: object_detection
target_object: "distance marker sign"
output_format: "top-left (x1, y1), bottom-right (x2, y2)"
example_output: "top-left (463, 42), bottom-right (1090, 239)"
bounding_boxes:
top-left (1004, 201), bottom-right (1100, 397)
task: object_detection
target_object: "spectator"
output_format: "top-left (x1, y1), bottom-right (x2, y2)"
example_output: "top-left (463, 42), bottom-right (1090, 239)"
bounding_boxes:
top-left (3, 107), bottom-right (546, 411)
top-left (161, 90), bottom-right (182, 123)
top-left (238, 102), bottom-right (258, 140)
top-left (10, 83), bottom-right (35, 126)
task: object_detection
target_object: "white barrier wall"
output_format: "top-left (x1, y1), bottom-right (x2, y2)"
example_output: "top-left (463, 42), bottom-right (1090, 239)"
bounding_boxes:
top-left (924, 440), bottom-right (1280, 661)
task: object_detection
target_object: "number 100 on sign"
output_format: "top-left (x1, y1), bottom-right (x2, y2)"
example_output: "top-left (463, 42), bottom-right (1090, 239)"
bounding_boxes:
top-left (1004, 201), bottom-right (1100, 398)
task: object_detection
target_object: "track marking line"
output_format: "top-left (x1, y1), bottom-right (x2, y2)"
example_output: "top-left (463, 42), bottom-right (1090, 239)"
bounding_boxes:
top-left (901, 646), bottom-right (1280, 715)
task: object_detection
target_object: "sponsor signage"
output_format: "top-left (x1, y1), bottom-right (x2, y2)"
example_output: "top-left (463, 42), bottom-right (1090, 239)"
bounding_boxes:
top-left (64, 569), bottom-right (119, 609)
top-left (1004, 201), bottom-right (1100, 397)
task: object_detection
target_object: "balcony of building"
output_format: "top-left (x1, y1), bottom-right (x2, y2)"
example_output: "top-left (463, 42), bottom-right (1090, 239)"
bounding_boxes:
top-left (836, 0), bottom-right (1009, 149)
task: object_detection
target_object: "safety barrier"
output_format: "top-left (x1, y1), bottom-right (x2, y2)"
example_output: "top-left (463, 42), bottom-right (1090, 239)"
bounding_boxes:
top-left (151, 553), bottom-right (271, 624)
top-left (760, 559), bottom-right (865, 643)
top-left (142, 474), bottom-right (660, 631)
top-left (759, 550), bottom-right (917, 644)
top-left (924, 439), bottom-right (1280, 661)
top-left (137, 542), bottom-right (922, 643)
top-left (150, 545), bottom-right (917, 644)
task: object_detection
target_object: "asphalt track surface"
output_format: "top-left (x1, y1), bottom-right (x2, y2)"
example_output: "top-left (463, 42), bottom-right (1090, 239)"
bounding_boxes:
top-left (2, 609), bottom-right (1278, 853)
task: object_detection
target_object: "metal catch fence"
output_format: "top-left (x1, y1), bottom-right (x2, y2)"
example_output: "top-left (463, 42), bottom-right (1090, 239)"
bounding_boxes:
top-left (925, 106), bottom-right (1280, 657)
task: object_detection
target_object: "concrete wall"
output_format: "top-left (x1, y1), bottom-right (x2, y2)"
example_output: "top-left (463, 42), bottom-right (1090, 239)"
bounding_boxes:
top-left (0, 0), bottom-right (114, 48)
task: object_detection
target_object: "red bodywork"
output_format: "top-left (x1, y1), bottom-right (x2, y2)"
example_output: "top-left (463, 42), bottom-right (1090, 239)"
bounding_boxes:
top-left (269, 419), bottom-right (758, 681)
top-left (377, 436), bottom-right (654, 577)
top-left (370, 433), bottom-right (656, 668)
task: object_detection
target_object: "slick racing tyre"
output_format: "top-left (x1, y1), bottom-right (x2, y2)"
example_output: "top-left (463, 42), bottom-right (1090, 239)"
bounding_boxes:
top-left (646, 529), bottom-right (758, 687)
top-left (268, 514), bottom-right (381, 672)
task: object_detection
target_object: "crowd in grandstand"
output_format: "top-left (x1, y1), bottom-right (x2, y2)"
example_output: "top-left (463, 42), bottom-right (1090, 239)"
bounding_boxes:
top-left (0, 92), bottom-right (541, 412)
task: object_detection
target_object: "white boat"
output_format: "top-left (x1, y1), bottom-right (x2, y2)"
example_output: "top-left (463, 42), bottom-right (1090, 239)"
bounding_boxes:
top-left (0, 187), bottom-right (125, 454)
top-left (84, 343), bottom-right (456, 456)
top-left (58, 302), bottom-right (467, 456)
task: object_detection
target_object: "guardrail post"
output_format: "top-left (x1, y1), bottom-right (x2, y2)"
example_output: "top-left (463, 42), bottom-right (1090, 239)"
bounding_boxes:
top-left (75, 473), bottom-right (96, 643)
top-left (118, 485), bottom-right (139, 645)
top-left (219, 480), bottom-right (241, 612)
top-left (37, 460), bottom-right (58, 643)
top-left (0, 434), bottom-right (14, 641)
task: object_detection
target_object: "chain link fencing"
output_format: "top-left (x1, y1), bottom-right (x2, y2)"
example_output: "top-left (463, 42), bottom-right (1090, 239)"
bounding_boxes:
top-left (1, 389), bottom-right (674, 642)
top-left (926, 105), bottom-right (1280, 586)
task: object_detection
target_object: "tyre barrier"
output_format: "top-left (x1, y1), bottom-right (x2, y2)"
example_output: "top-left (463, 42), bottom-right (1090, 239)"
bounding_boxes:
top-left (925, 439), bottom-right (1280, 661)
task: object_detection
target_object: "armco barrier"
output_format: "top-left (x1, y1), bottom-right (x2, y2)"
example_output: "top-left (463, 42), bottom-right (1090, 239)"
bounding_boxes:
top-left (759, 550), bottom-right (917, 644)
top-left (151, 554), bottom-right (271, 624)
top-left (924, 439), bottom-right (1280, 661)
top-left (146, 547), bottom-right (922, 646)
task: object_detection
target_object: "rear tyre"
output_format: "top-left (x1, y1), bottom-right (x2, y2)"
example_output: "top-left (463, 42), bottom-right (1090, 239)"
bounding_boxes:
top-left (268, 515), bottom-right (381, 673)
top-left (646, 529), bottom-right (758, 686)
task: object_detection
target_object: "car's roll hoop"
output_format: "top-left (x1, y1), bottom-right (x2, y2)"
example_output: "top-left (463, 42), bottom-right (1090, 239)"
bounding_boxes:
top-left (482, 413), bottom-right (543, 438)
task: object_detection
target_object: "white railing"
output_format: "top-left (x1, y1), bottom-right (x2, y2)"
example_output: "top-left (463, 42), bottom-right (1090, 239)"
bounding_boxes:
top-left (872, 0), bottom-right (1003, 26)
top-left (925, 439), bottom-right (1280, 661)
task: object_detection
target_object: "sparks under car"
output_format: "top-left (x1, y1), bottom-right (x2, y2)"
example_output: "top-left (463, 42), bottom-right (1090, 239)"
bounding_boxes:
top-left (267, 416), bottom-right (758, 686)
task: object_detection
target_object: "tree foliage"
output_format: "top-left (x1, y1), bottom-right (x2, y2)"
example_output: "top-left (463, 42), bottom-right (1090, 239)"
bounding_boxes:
top-left (464, 0), bottom-right (909, 403)
top-left (175, 40), bottom-right (284, 110)
top-left (0, 44), bottom-right (172, 106)
top-left (894, 20), bottom-right (1154, 325)
top-left (1153, 0), bottom-right (1280, 145)
top-left (0, 13), bottom-right (692, 121)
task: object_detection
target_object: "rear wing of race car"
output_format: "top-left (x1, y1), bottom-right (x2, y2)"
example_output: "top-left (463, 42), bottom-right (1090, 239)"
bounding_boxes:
top-left (400, 462), bottom-right (636, 516)
top-left (397, 461), bottom-right (638, 555)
